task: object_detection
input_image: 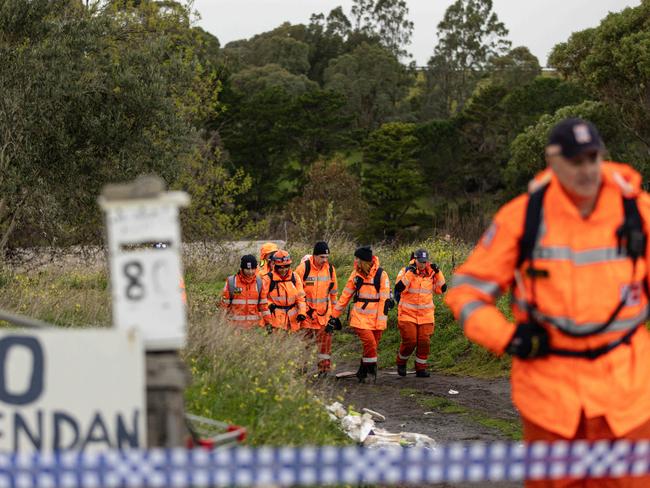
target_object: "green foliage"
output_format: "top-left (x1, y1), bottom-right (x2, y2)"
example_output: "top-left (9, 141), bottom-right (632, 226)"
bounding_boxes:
top-left (488, 46), bottom-right (541, 89)
top-left (230, 64), bottom-right (317, 96)
top-left (220, 87), bottom-right (352, 209)
top-left (350, 0), bottom-right (414, 58)
top-left (549, 1), bottom-right (650, 156)
top-left (504, 100), bottom-right (634, 195)
top-left (361, 122), bottom-right (424, 239)
top-left (0, 0), bottom-right (221, 250)
top-left (324, 42), bottom-right (411, 130)
top-left (420, 0), bottom-right (511, 117)
top-left (288, 157), bottom-right (369, 242)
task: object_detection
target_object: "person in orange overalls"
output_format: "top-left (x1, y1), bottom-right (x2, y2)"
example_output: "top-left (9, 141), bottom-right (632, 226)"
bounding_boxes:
top-left (258, 242), bottom-right (279, 276)
top-left (221, 254), bottom-right (269, 328)
top-left (329, 246), bottom-right (393, 383)
top-left (294, 241), bottom-right (338, 377)
top-left (260, 250), bottom-right (307, 332)
top-left (394, 249), bottom-right (447, 377)
top-left (445, 118), bottom-right (650, 487)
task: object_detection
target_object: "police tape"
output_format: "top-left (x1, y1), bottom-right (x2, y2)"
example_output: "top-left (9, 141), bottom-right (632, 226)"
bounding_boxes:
top-left (2, 441), bottom-right (650, 487)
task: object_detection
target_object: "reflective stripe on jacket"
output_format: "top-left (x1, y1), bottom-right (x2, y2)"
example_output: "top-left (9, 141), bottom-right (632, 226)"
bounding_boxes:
top-left (331, 256), bottom-right (390, 330)
top-left (260, 271), bottom-right (307, 331)
top-left (294, 257), bottom-right (338, 329)
top-left (444, 161), bottom-right (650, 438)
top-left (396, 264), bottom-right (446, 324)
top-left (221, 272), bottom-right (266, 328)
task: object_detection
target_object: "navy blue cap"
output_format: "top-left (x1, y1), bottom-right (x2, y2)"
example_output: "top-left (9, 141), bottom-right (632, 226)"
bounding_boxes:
top-left (414, 249), bottom-right (429, 263)
top-left (240, 254), bottom-right (257, 270)
top-left (548, 118), bottom-right (603, 158)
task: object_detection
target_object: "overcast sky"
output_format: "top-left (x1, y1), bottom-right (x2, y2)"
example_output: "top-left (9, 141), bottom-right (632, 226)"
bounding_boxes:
top-left (192, 0), bottom-right (639, 67)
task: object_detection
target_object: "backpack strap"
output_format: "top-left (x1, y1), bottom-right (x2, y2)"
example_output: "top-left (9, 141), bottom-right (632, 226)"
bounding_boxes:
top-left (517, 183), bottom-right (549, 268)
top-left (303, 260), bottom-right (311, 282)
top-left (328, 263), bottom-right (334, 292)
top-left (267, 272), bottom-right (277, 294)
top-left (256, 275), bottom-right (263, 304)
top-left (227, 275), bottom-right (237, 305)
top-left (373, 267), bottom-right (383, 293)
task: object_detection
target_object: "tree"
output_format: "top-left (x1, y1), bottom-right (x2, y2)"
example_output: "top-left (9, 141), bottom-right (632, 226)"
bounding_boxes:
top-left (350, 0), bottom-right (414, 58)
top-left (361, 122), bottom-right (425, 239)
top-left (548, 1), bottom-right (650, 155)
top-left (230, 64), bottom-right (317, 96)
top-left (324, 42), bottom-right (411, 131)
top-left (488, 46), bottom-right (540, 89)
top-left (504, 100), bottom-right (639, 196)
top-left (0, 0), bottom-right (225, 249)
top-left (422, 0), bottom-right (511, 116)
top-left (288, 157), bottom-right (369, 241)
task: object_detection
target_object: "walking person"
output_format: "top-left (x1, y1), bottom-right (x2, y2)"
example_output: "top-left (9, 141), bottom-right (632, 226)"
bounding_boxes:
top-left (328, 246), bottom-right (393, 383)
top-left (295, 241), bottom-right (339, 377)
top-left (261, 250), bottom-right (307, 332)
top-left (446, 118), bottom-right (650, 487)
top-left (258, 242), bottom-right (279, 276)
top-left (221, 254), bottom-right (269, 328)
top-left (394, 249), bottom-right (447, 377)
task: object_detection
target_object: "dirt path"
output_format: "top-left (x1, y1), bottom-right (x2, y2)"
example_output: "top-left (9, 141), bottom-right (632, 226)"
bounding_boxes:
top-left (331, 367), bottom-right (522, 488)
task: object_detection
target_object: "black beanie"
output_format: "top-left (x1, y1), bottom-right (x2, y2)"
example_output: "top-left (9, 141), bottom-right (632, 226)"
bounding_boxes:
top-left (354, 246), bottom-right (373, 262)
top-left (240, 254), bottom-right (258, 270)
top-left (313, 241), bottom-right (330, 256)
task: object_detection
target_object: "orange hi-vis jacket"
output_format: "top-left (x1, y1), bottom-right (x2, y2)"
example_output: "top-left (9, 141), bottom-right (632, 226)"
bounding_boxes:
top-left (261, 270), bottom-right (307, 331)
top-left (331, 256), bottom-right (390, 331)
top-left (294, 256), bottom-right (338, 329)
top-left (221, 272), bottom-right (269, 328)
top-left (396, 263), bottom-right (446, 324)
top-left (445, 162), bottom-right (650, 438)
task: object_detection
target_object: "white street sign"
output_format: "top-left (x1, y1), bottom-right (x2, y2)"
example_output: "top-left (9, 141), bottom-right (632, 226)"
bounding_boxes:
top-left (0, 329), bottom-right (145, 452)
top-left (100, 192), bottom-right (190, 350)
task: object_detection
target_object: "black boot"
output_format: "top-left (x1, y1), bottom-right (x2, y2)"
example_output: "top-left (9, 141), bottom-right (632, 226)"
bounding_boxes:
top-left (367, 363), bottom-right (377, 383)
top-left (416, 369), bottom-right (430, 378)
top-left (397, 364), bottom-right (407, 377)
top-left (355, 361), bottom-right (368, 383)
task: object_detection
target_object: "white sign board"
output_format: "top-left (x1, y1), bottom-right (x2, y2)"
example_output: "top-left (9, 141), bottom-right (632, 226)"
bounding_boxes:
top-left (100, 193), bottom-right (189, 350)
top-left (0, 329), bottom-right (145, 452)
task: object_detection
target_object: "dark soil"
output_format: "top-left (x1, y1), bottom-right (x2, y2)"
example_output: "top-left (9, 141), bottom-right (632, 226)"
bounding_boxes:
top-left (331, 366), bottom-right (522, 488)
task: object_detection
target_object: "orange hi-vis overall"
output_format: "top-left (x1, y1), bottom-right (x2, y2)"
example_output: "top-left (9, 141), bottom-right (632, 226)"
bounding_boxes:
top-left (221, 271), bottom-right (269, 328)
top-left (395, 263), bottom-right (446, 371)
top-left (261, 270), bottom-right (307, 332)
top-left (295, 256), bottom-right (339, 371)
top-left (445, 162), bottom-right (650, 442)
top-left (331, 256), bottom-right (390, 366)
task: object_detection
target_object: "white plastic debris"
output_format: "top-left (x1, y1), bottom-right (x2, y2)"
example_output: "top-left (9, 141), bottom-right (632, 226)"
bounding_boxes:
top-left (326, 401), bottom-right (347, 419)
top-left (362, 408), bottom-right (386, 422)
top-left (448, 389), bottom-right (459, 395)
top-left (326, 402), bottom-right (437, 449)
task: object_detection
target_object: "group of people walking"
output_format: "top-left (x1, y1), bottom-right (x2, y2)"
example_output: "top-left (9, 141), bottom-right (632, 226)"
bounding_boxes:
top-left (221, 241), bottom-right (447, 381)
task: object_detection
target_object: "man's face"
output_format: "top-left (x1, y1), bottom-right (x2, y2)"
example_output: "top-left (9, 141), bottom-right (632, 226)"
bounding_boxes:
top-left (314, 254), bottom-right (329, 267)
top-left (275, 265), bottom-right (290, 277)
top-left (242, 268), bottom-right (256, 277)
top-left (547, 146), bottom-right (603, 200)
top-left (416, 260), bottom-right (427, 271)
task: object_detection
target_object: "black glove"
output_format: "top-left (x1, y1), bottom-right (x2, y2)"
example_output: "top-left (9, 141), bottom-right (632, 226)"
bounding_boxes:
top-left (431, 263), bottom-right (440, 274)
top-left (506, 322), bottom-right (550, 359)
top-left (269, 304), bottom-right (277, 314)
top-left (327, 317), bottom-right (341, 334)
top-left (383, 298), bottom-right (396, 315)
top-left (297, 314), bottom-right (306, 323)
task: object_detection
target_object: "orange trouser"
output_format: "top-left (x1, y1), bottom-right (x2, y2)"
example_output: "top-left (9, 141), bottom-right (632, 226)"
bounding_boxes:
top-left (523, 414), bottom-right (650, 488)
top-left (303, 328), bottom-right (333, 372)
top-left (396, 320), bottom-right (434, 371)
top-left (354, 328), bottom-right (383, 364)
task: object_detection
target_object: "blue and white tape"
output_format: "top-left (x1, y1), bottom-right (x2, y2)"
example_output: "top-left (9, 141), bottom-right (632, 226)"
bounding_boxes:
top-left (2, 441), bottom-right (650, 487)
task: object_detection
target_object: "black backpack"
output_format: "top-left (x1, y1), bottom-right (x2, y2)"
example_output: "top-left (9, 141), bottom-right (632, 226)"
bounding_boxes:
top-left (302, 259), bottom-right (335, 293)
top-left (267, 271), bottom-right (296, 295)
